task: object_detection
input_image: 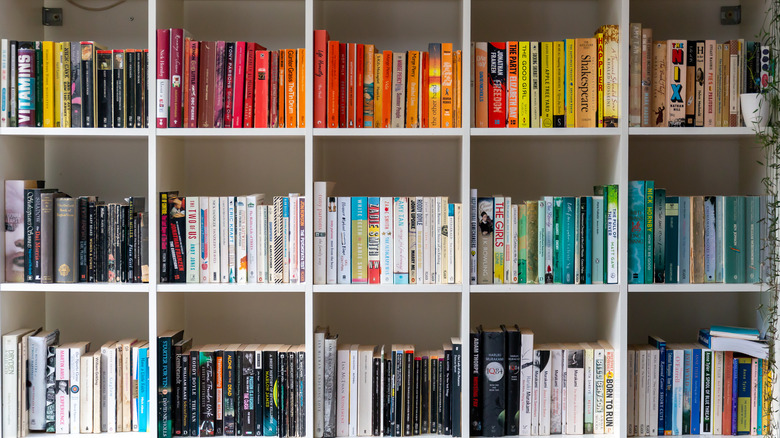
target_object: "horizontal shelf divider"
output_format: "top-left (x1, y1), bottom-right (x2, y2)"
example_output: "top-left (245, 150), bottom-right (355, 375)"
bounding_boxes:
top-left (470, 127), bottom-right (620, 137)
top-left (157, 283), bottom-right (306, 293)
top-left (0, 283), bottom-right (150, 293)
top-left (0, 127), bottom-right (150, 138)
top-left (470, 284), bottom-right (620, 293)
top-left (313, 128), bottom-right (466, 138)
top-left (628, 283), bottom-right (763, 293)
top-left (629, 127), bottom-right (757, 137)
top-left (155, 128), bottom-right (306, 138)
top-left (313, 284), bottom-right (463, 293)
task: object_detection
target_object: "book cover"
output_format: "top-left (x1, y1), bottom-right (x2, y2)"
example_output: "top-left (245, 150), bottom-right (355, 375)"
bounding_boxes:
top-left (481, 329), bottom-right (505, 437)
top-left (667, 40), bottom-right (687, 126)
top-left (575, 38), bottom-right (597, 127)
top-left (337, 197), bottom-right (352, 283)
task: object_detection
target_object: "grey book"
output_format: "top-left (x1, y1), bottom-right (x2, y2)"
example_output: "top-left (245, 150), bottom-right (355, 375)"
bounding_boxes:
top-left (323, 334), bottom-right (338, 437)
top-left (54, 197), bottom-right (78, 283)
top-left (41, 192), bottom-right (67, 283)
top-left (71, 42), bottom-right (82, 127)
top-left (477, 198), bottom-right (494, 284)
top-left (29, 329), bottom-right (60, 430)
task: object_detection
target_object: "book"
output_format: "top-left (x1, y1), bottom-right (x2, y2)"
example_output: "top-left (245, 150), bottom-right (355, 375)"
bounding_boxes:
top-left (698, 329), bottom-right (768, 359)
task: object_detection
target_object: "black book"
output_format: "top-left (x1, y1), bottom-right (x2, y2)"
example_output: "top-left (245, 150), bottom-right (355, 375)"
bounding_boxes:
top-left (189, 348), bottom-right (200, 437)
top-left (254, 349), bottom-right (264, 436)
top-left (685, 41), bottom-right (697, 126)
top-left (181, 350), bottom-right (190, 436)
top-left (437, 356), bottom-right (444, 434)
top-left (579, 197), bottom-right (588, 283)
top-left (174, 341), bottom-right (185, 435)
top-left (240, 349), bottom-right (255, 436)
top-left (394, 348), bottom-right (403, 436)
top-left (158, 330), bottom-right (185, 438)
top-left (81, 43), bottom-right (95, 127)
top-left (125, 197), bottom-right (145, 282)
top-left (279, 349), bottom-right (288, 438)
top-left (200, 347), bottom-right (216, 436)
top-left (297, 349), bottom-right (306, 437)
top-left (288, 347), bottom-right (297, 437)
top-left (430, 357), bottom-right (438, 435)
top-left (87, 197), bottom-right (97, 282)
top-left (263, 347), bottom-right (279, 436)
top-left (120, 204), bottom-right (129, 282)
top-left (168, 193), bottom-right (186, 282)
top-left (383, 356), bottom-right (392, 436)
top-left (96, 50), bottom-right (112, 127)
top-left (469, 330), bottom-right (483, 437)
top-left (25, 188), bottom-right (56, 282)
top-left (113, 50), bottom-right (125, 128)
top-left (215, 349), bottom-right (224, 436)
top-left (403, 348), bottom-right (414, 436)
top-left (223, 346), bottom-right (238, 436)
top-left (503, 325), bottom-right (520, 435)
top-left (135, 50), bottom-right (144, 128)
top-left (480, 329), bottom-right (505, 437)
top-left (443, 347), bottom-right (452, 435)
top-left (77, 197), bottom-right (89, 281)
top-left (372, 350), bottom-right (382, 436)
top-left (451, 338), bottom-right (462, 437)
top-left (160, 192), bottom-right (170, 282)
top-left (125, 50), bottom-right (135, 127)
top-left (413, 356), bottom-right (421, 435)
top-left (421, 354), bottom-right (429, 434)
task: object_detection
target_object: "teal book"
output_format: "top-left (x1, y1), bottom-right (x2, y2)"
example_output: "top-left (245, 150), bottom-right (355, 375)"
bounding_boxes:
top-left (725, 196), bottom-right (746, 283)
top-left (605, 185), bottom-right (619, 284)
top-left (665, 196), bottom-right (679, 283)
top-left (584, 196), bottom-right (593, 284)
top-left (139, 345), bottom-right (149, 432)
top-left (574, 196), bottom-right (581, 284)
top-left (746, 196), bottom-right (760, 283)
top-left (678, 196), bottom-right (691, 283)
top-left (592, 196), bottom-right (604, 284)
top-left (715, 196), bottom-right (725, 282)
top-left (704, 196), bottom-right (717, 282)
top-left (644, 181), bottom-right (655, 284)
top-left (654, 188), bottom-right (666, 283)
top-left (561, 196), bottom-right (575, 284)
top-left (553, 197), bottom-right (563, 283)
top-left (682, 347), bottom-right (692, 434)
top-left (756, 359), bottom-right (763, 434)
top-left (628, 181), bottom-right (645, 284)
top-left (518, 203), bottom-right (527, 283)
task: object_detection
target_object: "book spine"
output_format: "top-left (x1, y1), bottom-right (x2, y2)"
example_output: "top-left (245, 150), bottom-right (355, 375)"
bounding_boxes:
top-left (364, 44), bottom-right (375, 127)
top-left (487, 42), bottom-right (506, 127)
top-left (327, 197), bottom-right (338, 284)
top-left (428, 44), bottom-right (442, 128)
top-left (314, 30), bottom-right (329, 127)
top-left (96, 51), bottom-right (112, 127)
top-left (641, 29), bottom-right (653, 126)
top-left (186, 197), bottom-right (199, 283)
top-left (338, 197), bottom-right (352, 283)
top-left (475, 42), bottom-right (488, 127)
top-left (17, 45), bottom-right (35, 126)
top-left (368, 197), bottom-right (381, 283)
top-left (667, 40), bottom-right (687, 126)
top-left (286, 48), bottom-right (297, 127)
top-left (352, 197), bottom-right (368, 283)
top-left (54, 197), bottom-right (78, 282)
top-left (255, 50), bottom-right (269, 128)
top-left (169, 29), bottom-right (184, 127)
top-left (393, 197), bottom-right (409, 283)
top-left (391, 52), bottom-right (406, 128)
top-left (232, 41), bottom-right (246, 128)
top-left (156, 29), bottom-right (170, 128)
top-left (243, 44), bottom-right (256, 127)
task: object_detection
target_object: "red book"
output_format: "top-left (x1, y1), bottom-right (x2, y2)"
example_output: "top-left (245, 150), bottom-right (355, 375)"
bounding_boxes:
top-left (198, 41), bottom-right (215, 128)
top-left (338, 43), bottom-right (347, 128)
top-left (270, 50), bottom-right (279, 128)
top-left (232, 41), bottom-right (246, 128)
top-left (347, 43), bottom-right (356, 128)
top-left (327, 40), bottom-right (339, 128)
top-left (156, 29), bottom-right (170, 128)
top-left (314, 30), bottom-right (329, 128)
top-left (243, 44), bottom-right (256, 127)
top-left (224, 42), bottom-right (236, 127)
top-left (214, 41), bottom-right (226, 128)
top-left (382, 50), bottom-right (392, 128)
top-left (356, 44), bottom-right (364, 128)
top-left (254, 50), bottom-right (269, 128)
top-left (421, 51), bottom-right (429, 128)
top-left (723, 351), bottom-right (733, 434)
top-left (183, 40), bottom-right (192, 127)
top-left (487, 42), bottom-right (507, 128)
top-left (169, 29), bottom-right (184, 128)
top-left (184, 40), bottom-right (199, 128)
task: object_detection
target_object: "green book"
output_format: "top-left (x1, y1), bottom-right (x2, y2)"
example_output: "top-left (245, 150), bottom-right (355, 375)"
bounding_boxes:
top-left (518, 202), bottom-right (527, 283)
top-left (724, 196), bottom-right (746, 283)
top-left (746, 196), bottom-right (760, 283)
top-left (561, 196), bottom-right (575, 284)
top-left (605, 185), bottom-right (619, 284)
top-left (654, 188), bottom-right (666, 283)
top-left (644, 181), bottom-right (655, 284)
top-left (715, 195), bottom-right (725, 282)
top-left (736, 357), bottom-right (752, 434)
top-left (628, 180), bottom-right (645, 284)
top-left (537, 200), bottom-right (547, 284)
top-left (592, 196), bottom-right (604, 284)
top-left (553, 196), bottom-right (563, 283)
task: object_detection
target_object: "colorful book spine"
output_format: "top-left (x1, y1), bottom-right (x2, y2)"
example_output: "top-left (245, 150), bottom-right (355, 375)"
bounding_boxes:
top-left (518, 42), bottom-right (530, 128)
top-left (487, 42), bottom-right (506, 128)
top-left (156, 29), bottom-right (170, 128)
top-left (428, 44), bottom-right (442, 128)
top-left (394, 197), bottom-right (409, 283)
top-left (368, 197), bottom-right (381, 283)
top-left (667, 40), bottom-right (687, 126)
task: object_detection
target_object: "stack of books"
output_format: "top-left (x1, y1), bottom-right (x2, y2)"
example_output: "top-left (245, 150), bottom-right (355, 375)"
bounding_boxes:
top-left (0, 40), bottom-right (149, 128)
top-left (2, 328), bottom-right (149, 437)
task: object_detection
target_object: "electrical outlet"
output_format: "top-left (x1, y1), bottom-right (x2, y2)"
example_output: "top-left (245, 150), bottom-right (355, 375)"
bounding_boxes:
top-left (720, 5), bottom-right (741, 25)
top-left (42, 7), bottom-right (63, 26)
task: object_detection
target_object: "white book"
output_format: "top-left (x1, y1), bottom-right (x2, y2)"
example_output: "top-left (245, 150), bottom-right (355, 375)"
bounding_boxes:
top-left (298, 196), bottom-right (306, 283)
top-left (648, 347), bottom-right (660, 437)
top-left (408, 199), bottom-right (418, 283)
top-left (117, 339), bottom-right (135, 432)
top-left (393, 197), bottom-right (409, 283)
top-left (100, 342), bottom-right (117, 433)
top-left (593, 346), bottom-right (606, 435)
top-left (539, 349), bottom-right (552, 436)
top-left (511, 203), bottom-right (519, 284)
top-left (601, 341), bottom-right (616, 435)
top-left (336, 347), bottom-right (349, 437)
top-left (455, 203), bottom-right (463, 285)
top-left (544, 196), bottom-right (554, 283)
top-left (422, 197), bottom-right (432, 284)
top-left (209, 197), bottom-right (221, 282)
top-left (1, 39), bottom-right (8, 126)
top-left (282, 196), bottom-right (291, 283)
top-left (627, 348), bottom-right (635, 437)
top-left (470, 188), bottom-right (477, 284)
top-left (315, 327), bottom-right (327, 438)
top-left (434, 197), bottom-right (442, 283)
top-left (69, 342), bottom-right (90, 433)
top-left (565, 346), bottom-right (584, 435)
top-left (349, 345), bottom-right (359, 437)
top-left (314, 181), bottom-right (334, 284)
top-left (561, 344), bottom-right (568, 433)
top-left (672, 348), bottom-right (684, 436)
top-left (583, 344), bottom-right (594, 434)
top-left (91, 351), bottom-right (101, 433)
top-left (247, 195), bottom-right (259, 283)
top-left (550, 347), bottom-right (563, 434)
top-left (519, 328), bottom-right (534, 435)
top-left (637, 348), bottom-right (647, 436)
top-left (28, 329), bottom-right (59, 431)
top-left (447, 203), bottom-right (455, 284)
top-left (220, 196), bottom-right (229, 282)
top-left (79, 352), bottom-right (93, 433)
top-left (327, 197), bottom-right (338, 284)
top-left (3, 328), bottom-right (36, 438)
top-left (415, 197), bottom-right (425, 285)
top-left (55, 344), bottom-right (70, 434)
top-left (236, 196), bottom-right (248, 283)
top-left (712, 351), bottom-right (723, 435)
top-left (357, 346), bottom-right (373, 436)
top-left (504, 198), bottom-right (513, 283)
top-left (258, 204), bottom-right (269, 283)
top-left (199, 196), bottom-right (210, 283)
top-left (531, 349), bottom-right (541, 436)
top-left (186, 196), bottom-right (200, 282)
top-left (440, 197), bottom-right (449, 284)
top-left (337, 197), bottom-right (352, 283)
top-left (379, 197), bottom-right (394, 284)
top-left (288, 193), bottom-right (299, 283)
top-left (228, 196), bottom-right (237, 282)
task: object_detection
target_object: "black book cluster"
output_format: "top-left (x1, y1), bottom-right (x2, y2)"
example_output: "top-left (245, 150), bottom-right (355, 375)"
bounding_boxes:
top-left (157, 330), bottom-right (306, 438)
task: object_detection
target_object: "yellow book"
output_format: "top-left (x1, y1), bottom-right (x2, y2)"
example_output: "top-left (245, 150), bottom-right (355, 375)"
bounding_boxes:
top-left (428, 43), bottom-right (441, 128)
top-left (286, 48), bottom-right (297, 128)
top-left (455, 50), bottom-right (462, 128)
top-left (530, 42), bottom-right (540, 127)
top-left (598, 25), bottom-right (620, 127)
top-left (297, 48), bottom-right (305, 128)
top-left (441, 43), bottom-right (453, 128)
top-left (595, 32), bottom-right (604, 127)
top-left (553, 41), bottom-right (565, 127)
top-left (60, 42), bottom-right (71, 128)
top-left (405, 50), bottom-right (420, 128)
top-left (565, 38), bottom-right (576, 127)
top-left (53, 42), bottom-right (63, 127)
top-left (506, 42), bottom-right (519, 128)
top-left (374, 53), bottom-right (383, 128)
top-left (363, 45), bottom-right (375, 127)
top-left (518, 42), bottom-right (530, 128)
top-left (541, 41), bottom-right (553, 127)
top-left (42, 41), bottom-right (54, 127)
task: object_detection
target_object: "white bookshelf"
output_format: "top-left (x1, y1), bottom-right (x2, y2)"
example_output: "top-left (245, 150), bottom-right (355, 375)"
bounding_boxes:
top-left (0, 0), bottom-right (772, 437)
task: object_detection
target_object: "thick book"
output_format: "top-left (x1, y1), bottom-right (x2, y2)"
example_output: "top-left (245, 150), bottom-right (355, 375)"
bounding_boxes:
top-left (54, 196), bottom-right (78, 282)
top-left (157, 330), bottom-right (184, 438)
top-left (480, 328), bottom-right (505, 436)
top-left (156, 29), bottom-right (170, 128)
top-left (575, 38), bottom-right (597, 127)
top-left (487, 42), bottom-right (506, 127)
top-left (96, 50), bottom-right (113, 127)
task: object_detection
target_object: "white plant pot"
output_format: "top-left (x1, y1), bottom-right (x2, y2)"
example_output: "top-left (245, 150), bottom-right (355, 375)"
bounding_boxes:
top-left (740, 93), bottom-right (770, 129)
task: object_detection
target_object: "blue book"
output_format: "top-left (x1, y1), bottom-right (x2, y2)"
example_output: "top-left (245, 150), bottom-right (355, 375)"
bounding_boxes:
top-left (678, 196), bottom-right (691, 283)
top-left (756, 359), bottom-right (763, 434)
top-left (682, 347), bottom-right (692, 434)
top-left (561, 197), bottom-right (575, 284)
top-left (732, 357), bottom-right (740, 435)
top-left (648, 335), bottom-right (667, 434)
top-left (644, 181), bottom-right (655, 284)
top-left (665, 349), bottom-right (674, 434)
top-left (665, 196), bottom-right (679, 283)
top-left (553, 197), bottom-right (563, 283)
top-left (628, 181), bottom-right (645, 284)
top-left (691, 347), bottom-right (702, 435)
top-left (592, 196), bottom-right (604, 284)
top-left (139, 345), bottom-right (149, 432)
top-left (584, 196), bottom-right (593, 284)
top-left (654, 188), bottom-right (666, 283)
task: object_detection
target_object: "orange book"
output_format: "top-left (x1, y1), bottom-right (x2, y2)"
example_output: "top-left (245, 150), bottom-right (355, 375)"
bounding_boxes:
top-left (406, 51), bottom-right (420, 128)
top-left (455, 50), bottom-right (462, 127)
top-left (298, 48), bottom-right (305, 128)
top-left (373, 52), bottom-right (383, 128)
top-left (428, 43), bottom-right (441, 128)
top-left (382, 50), bottom-right (392, 128)
top-left (474, 42), bottom-right (488, 128)
top-left (286, 48), bottom-right (297, 128)
top-left (355, 44), bottom-right (364, 128)
top-left (347, 43), bottom-right (356, 128)
top-left (506, 42), bottom-right (519, 127)
top-left (421, 51), bottom-right (429, 128)
top-left (327, 40), bottom-right (340, 127)
top-left (441, 43), bottom-right (454, 128)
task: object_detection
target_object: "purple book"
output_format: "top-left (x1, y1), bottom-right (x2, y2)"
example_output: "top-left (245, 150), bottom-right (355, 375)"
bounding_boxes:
top-left (731, 357), bottom-right (738, 435)
top-left (17, 43), bottom-right (36, 127)
top-left (213, 41), bottom-right (226, 128)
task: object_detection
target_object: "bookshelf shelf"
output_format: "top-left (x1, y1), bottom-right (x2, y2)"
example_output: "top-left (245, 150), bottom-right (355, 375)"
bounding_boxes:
top-left (628, 283), bottom-right (764, 293)
top-left (470, 284), bottom-right (621, 294)
top-left (313, 128), bottom-right (466, 138)
top-left (470, 128), bottom-right (621, 137)
top-left (0, 283), bottom-right (150, 293)
top-left (312, 284), bottom-right (464, 293)
top-left (156, 128), bottom-right (306, 138)
top-left (0, 127), bottom-right (150, 138)
top-left (628, 127), bottom-right (758, 137)
top-left (156, 283), bottom-right (306, 293)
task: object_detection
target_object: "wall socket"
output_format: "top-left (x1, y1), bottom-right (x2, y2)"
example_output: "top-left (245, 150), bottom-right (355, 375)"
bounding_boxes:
top-left (42, 7), bottom-right (63, 26)
top-left (720, 5), bottom-right (741, 25)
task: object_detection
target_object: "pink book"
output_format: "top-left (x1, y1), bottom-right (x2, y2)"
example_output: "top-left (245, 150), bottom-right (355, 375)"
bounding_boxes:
top-left (156, 29), bottom-right (170, 128)
top-left (185, 40), bottom-right (199, 128)
top-left (169, 28), bottom-right (184, 127)
top-left (224, 42), bottom-right (236, 127)
top-left (243, 43), bottom-right (258, 127)
top-left (232, 41), bottom-right (246, 128)
top-left (254, 50), bottom-right (270, 128)
top-left (314, 30), bottom-right (329, 128)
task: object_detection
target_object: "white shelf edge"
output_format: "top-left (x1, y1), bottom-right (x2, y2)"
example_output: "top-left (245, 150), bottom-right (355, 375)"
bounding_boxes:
top-left (157, 283), bottom-right (306, 293)
top-left (629, 127), bottom-right (757, 137)
top-left (0, 283), bottom-right (149, 293)
top-left (470, 127), bottom-right (620, 137)
top-left (313, 128), bottom-right (466, 137)
top-left (26, 433), bottom-right (150, 438)
top-left (0, 127), bottom-right (150, 137)
top-left (156, 128), bottom-right (306, 138)
top-left (470, 284), bottom-right (620, 293)
top-left (313, 284), bottom-right (463, 293)
top-left (628, 283), bottom-right (763, 293)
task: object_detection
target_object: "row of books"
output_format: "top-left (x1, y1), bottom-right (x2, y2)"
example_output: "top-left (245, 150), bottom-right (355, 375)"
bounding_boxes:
top-left (160, 193), bottom-right (305, 284)
top-left (0, 40), bottom-right (149, 128)
top-left (4, 180), bottom-right (149, 283)
top-left (470, 326), bottom-right (616, 437)
top-left (2, 328), bottom-right (150, 438)
top-left (158, 331), bottom-right (305, 438)
top-left (314, 327), bottom-right (462, 438)
top-left (628, 335), bottom-right (770, 437)
top-left (313, 31), bottom-right (462, 128)
top-left (312, 183), bottom-right (463, 284)
top-left (474, 25), bottom-right (619, 129)
top-left (156, 29), bottom-right (304, 129)
top-left (470, 187), bottom-right (620, 285)
top-left (628, 24), bottom-right (768, 127)
top-left (628, 182), bottom-right (765, 284)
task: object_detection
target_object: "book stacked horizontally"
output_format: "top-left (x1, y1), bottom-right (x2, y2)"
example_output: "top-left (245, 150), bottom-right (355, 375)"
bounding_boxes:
top-left (2, 328), bottom-right (149, 438)
top-left (697, 325), bottom-right (768, 359)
